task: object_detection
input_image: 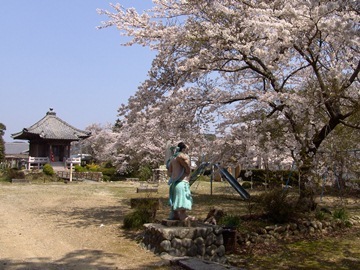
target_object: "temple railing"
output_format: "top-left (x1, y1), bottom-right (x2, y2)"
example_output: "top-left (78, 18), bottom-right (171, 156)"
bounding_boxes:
top-left (28, 156), bottom-right (49, 170)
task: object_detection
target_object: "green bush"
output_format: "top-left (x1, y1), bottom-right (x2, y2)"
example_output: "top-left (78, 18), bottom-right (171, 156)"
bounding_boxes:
top-left (103, 161), bottom-right (113, 168)
top-left (258, 188), bottom-right (296, 223)
top-left (43, 164), bottom-right (55, 176)
top-left (123, 208), bottom-right (153, 230)
top-left (74, 165), bottom-right (87, 172)
top-left (123, 198), bottom-right (160, 230)
top-left (241, 181), bottom-right (252, 189)
top-left (137, 165), bottom-right (153, 181)
top-left (219, 214), bottom-right (242, 228)
top-left (100, 167), bottom-right (116, 177)
top-left (4, 168), bottom-right (25, 181)
top-left (86, 163), bottom-right (100, 171)
top-left (102, 175), bottom-right (110, 182)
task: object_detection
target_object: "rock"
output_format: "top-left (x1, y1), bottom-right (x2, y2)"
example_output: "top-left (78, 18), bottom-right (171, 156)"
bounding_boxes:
top-left (257, 228), bottom-right (267, 235)
top-left (182, 238), bottom-right (192, 248)
top-left (171, 238), bottom-right (182, 250)
top-left (160, 240), bottom-right (171, 252)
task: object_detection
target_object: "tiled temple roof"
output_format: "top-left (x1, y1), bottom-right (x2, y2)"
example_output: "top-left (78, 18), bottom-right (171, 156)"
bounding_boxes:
top-left (11, 108), bottom-right (91, 141)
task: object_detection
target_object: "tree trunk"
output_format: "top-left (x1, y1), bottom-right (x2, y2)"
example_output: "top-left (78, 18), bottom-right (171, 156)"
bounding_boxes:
top-left (334, 157), bottom-right (346, 190)
top-left (297, 157), bottom-right (318, 212)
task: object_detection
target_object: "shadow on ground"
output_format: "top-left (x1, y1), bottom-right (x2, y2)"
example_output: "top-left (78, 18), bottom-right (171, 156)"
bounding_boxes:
top-left (42, 202), bottom-right (130, 228)
top-left (0, 249), bottom-right (170, 270)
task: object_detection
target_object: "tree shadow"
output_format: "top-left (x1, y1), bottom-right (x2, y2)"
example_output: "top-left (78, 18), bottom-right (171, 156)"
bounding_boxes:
top-left (42, 202), bottom-right (132, 229)
top-left (0, 249), bottom-right (120, 270)
top-left (0, 249), bottom-right (173, 270)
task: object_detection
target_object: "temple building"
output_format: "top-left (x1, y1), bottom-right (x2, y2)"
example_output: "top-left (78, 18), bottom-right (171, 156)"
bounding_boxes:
top-left (11, 108), bottom-right (91, 162)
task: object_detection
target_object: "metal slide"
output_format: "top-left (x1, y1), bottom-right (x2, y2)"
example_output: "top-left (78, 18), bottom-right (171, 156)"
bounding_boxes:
top-left (189, 162), bottom-right (250, 200)
top-left (189, 162), bottom-right (210, 186)
top-left (214, 164), bottom-right (251, 200)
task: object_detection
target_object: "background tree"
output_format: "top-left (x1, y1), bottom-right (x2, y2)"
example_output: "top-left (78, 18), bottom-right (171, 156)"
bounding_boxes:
top-left (317, 122), bottom-right (360, 189)
top-left (0, 123), bottom-right (5, 162)
top-left (76, 123), bottom-right (128, 171)
top-left (99, 1), bottom-right (359, 204)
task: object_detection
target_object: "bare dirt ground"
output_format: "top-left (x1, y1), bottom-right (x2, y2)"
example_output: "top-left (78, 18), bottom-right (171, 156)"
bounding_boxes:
top-left (0, 182), bottom-right (169, 270)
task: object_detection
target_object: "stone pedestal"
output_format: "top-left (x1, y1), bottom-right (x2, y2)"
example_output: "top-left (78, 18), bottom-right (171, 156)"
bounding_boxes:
top-left (142, 221), bottom-right (227, 264)
top-left (152, 167), bottom-right (168, 183)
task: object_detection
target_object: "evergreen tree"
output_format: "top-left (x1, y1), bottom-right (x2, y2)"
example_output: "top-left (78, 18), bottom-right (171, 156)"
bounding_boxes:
top-left (0, 123), bottom-right (6, 162)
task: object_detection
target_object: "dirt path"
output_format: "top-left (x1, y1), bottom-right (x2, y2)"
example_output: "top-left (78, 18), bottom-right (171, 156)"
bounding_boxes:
top-left (0, 182), bottom-right (167, 270)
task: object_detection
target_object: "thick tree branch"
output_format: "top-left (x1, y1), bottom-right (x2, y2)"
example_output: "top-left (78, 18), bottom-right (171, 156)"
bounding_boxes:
top-left (339, 120), bottom-right (360, 129)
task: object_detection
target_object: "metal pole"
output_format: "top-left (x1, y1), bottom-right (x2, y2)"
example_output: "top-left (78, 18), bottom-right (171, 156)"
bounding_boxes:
top-left (210, 164), bottom-right (213, 196)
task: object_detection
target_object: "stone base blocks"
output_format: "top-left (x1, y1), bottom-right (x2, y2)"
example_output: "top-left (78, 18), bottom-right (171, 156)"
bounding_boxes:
top-left (142, 220), bottom-right (227, 264)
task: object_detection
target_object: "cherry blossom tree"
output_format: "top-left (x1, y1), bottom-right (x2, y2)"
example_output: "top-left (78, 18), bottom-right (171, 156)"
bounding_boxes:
top-left (98, 0), bottom-right (359, 202)
top-left (76, 123), bottom-right (128, 171)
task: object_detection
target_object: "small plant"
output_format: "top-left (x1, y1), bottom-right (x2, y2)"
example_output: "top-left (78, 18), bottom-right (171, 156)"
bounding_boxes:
top-left (315, 207), bottom-right (332, 221)
top-left (315, 210), bottom-right (326, 221)
top-left (219, 214), bottom-right (242, 229)
top-left (43, 164), bottom-right (55, 176)
top-left (333, 208), bottom-right (349, 221)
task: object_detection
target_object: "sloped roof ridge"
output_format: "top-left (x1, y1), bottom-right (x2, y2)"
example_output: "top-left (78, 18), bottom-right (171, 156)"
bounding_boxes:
top-left (12, 109), bottom-right (91, 140)
top-left (27, 113), bottom-right (89, 135)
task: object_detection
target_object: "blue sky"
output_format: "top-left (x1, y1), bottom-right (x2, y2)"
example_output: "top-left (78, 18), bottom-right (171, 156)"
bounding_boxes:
top-left (0, 0), bottom-right (155, 142)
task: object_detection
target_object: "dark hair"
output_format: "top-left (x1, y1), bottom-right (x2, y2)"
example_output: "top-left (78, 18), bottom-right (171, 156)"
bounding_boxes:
top-left (177, 142), bottom-right (187, 152)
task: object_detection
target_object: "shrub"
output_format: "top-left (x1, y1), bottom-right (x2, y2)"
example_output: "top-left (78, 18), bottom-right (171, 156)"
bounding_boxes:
top-left (258, 188), bottom-right (296, 223)
top-left (123, 198), bottom-right (160, 230)
top-left (219, 214), bottom-right (242, 228)
top-left (74, 165), bottom-right (87, 172)
top-left (43, 164), bottom-right (55, 176)
top-left (0, 168), bottom-right (25, 182)
top-left (102, 175), bottom-right (110, 182)
top-left (241, 181), bottom-right (252, 189)
top-left (5, 168), bottom-right (25, 181)
top-left (100, 167), bottom-right (116, 177)
top-left (103, 161), bottom-right (113, 168)
top-left (86, 163), bottom-right (100, 172)
top-left (137, 165), bottom-right (153, 181)
top-left (123, 208), bottom-right (153, 230)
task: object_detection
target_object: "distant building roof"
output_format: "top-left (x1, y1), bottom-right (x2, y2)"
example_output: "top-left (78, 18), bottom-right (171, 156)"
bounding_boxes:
top-left (5, 142), bottom-right (29, 155)
top-left (11, 108), bottom-right (91, 141)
